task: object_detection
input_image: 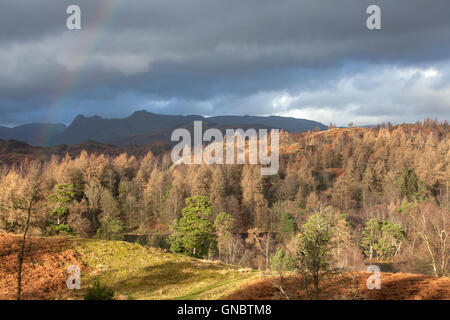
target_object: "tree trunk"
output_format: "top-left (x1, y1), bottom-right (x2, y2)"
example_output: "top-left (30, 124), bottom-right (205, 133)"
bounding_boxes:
top-left (17, 205), bottom-right (32, 300)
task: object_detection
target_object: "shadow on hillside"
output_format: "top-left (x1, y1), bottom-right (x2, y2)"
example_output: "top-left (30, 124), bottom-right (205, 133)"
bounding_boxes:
top-left (110, 260), bottom-right (222, 296)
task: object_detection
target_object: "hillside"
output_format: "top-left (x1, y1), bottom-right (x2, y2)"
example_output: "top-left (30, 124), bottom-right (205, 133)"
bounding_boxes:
top-left (227, 272), bottom-right (450, 300)
top-left (0, 110), bottom-right (327, 147)
top-left (0, 122), bottom-right (448, 300)
top-left (0, 234), bottom-right (258, 300)
top-left (1, 234), bottom-right (448, 300)
top-left (0, 123), bottom-right (67, 147)
top-left (0, 139), bottom-right (171, 166)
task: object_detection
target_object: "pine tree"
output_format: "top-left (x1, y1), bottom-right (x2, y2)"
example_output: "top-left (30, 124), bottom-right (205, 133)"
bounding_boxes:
top-left (279, 212), bottom-right (297, 241)
top-left (168, 196), bottom-right (217, 258)
top-left (48, 184), bottom-right (75, 235)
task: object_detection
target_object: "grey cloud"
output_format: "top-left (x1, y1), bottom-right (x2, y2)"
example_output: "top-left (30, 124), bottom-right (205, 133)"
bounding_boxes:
top-left (0, 0), bottom-right (449, 125)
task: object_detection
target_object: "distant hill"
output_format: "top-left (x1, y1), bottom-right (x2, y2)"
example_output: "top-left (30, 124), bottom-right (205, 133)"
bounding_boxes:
top-left (112, 121), bottom-right (274, 147)
top-left (207, 115), bottom-right (326, 132)
top-left (56, 111), bottom-right (204, 146)
top-left (0, 123), bottom-right (66, 146)
top-left (0, 139), bottom-right (171, 166)
top-left (0, 110), bottom-right (327, 147)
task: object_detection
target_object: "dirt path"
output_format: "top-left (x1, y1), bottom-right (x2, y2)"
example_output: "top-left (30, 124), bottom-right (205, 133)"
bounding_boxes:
top-left (174, 274), bottom-right (262, 300)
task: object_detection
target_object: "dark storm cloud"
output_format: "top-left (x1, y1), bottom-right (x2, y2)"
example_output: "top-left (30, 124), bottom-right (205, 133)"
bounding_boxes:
top-left (0, 0), bottom-right (449, 125)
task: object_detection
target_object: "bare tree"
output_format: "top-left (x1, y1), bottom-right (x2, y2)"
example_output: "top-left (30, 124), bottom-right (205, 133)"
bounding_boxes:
top-left (400, 202), bottom-right (449, 277)
top-left (7, 165), bottom-right (43, 300)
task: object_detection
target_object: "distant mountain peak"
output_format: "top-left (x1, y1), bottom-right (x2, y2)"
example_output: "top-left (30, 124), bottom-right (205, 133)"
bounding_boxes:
top-left (0, 110), bottom-right (327, 147)
top-left (131, 110), bottom-right (155, 116)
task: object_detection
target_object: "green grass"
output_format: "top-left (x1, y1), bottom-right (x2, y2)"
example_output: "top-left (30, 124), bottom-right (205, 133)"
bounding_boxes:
top-left (60, 238), bottom-right (260, 300)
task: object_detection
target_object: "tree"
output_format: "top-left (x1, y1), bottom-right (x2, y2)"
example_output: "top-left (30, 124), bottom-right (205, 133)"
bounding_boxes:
top-left (6, 166), bottom-right (43, 300)
top-left (96, 218), bottom-right (125, 241)
top-left (48, 184), bottom-right (75, 235)
top-left (279, 212), bottom-right (297, 242)
top-left (360, 218), bottom-right (405, 260)
top-left (290, 207), bottom-right (337, 299)
top-left (168, 196), bottom-right (217, 258)
top-left (270, 248), bottom-right (295, 275)
top-left (378, 220), bottom-right (405, 258)
top-left (241, 165), bottom-right (269, 229)
top-left (269, 248), bottom-right (295, 299)
top-left (214, 212), bottom-right (235, 263)
top-left (360, 218), bottom-right (381, 260)
top-left (397, 167), bottom-right (428, 201)
top-left (96, 189), bottom-right (124, 240)
top-left (398, 202), bottom-right (449, 277)
top-left (245, 228), bottom-right (275, 270)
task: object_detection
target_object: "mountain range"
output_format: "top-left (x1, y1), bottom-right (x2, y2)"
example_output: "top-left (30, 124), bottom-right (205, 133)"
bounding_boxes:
top-left (0, 110), bottom-right (327, 147)
top-left (0, 123), bottom-right (67, 147)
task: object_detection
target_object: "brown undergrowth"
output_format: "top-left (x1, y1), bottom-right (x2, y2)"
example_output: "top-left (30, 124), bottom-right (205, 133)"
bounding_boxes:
top-left (0, 233), bottom-right (85, 300)
top-left (226, 272), bottom-right (450, 300)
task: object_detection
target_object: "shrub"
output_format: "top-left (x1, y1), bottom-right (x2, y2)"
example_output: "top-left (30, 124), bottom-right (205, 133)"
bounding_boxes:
top-left (96, 218), bottom-right (125, 240)
top-left (135, 236), bottom-right (146, 246)
top-left (84, 280), bottom-right (115, 300)
top-left (49, 223), bottom-right (75, 236)
top-left (270, 248), bottom-right (295, 273)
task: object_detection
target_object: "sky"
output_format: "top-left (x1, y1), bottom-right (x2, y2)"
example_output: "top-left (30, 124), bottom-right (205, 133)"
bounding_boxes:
top-left (0, 0), bottom-right (449, 127)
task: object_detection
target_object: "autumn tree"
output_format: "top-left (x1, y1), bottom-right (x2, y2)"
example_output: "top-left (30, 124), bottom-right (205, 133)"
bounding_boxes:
top-left (398, 202), bottom-right (449, 276)
top-left (245, 228), bottom-right (275, 270)
top-left (97, 189), bottom-right (124, 240)
top-left (3, 165), bottom-right (44, 300)
top-left (214, 211), bottom-right (235, 263)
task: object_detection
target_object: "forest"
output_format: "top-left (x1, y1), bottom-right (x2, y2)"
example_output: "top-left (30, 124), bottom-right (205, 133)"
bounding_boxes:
top-left (0, 119), bottom-right (448, 285)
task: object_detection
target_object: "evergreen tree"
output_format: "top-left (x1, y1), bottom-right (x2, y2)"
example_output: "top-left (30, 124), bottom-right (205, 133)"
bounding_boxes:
top-left (48, 184), bottom-right (75, 235)
top-left (169, 196), bottom-right (217, 258)
top-left (279, 212), bottom-right (297, 241)
top-left (292, 207), bottom-right (336, 299)
top-left (360, 218), bottom-right (405, 260)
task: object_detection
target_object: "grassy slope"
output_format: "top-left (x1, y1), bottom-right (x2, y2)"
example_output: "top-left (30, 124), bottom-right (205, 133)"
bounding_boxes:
top-left (59, 238), bottom-right (260, 300)
top-left (1, 234), bottom-right (448, 300)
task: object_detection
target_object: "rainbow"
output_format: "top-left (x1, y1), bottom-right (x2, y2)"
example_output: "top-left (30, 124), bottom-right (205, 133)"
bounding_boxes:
top-left (38, 0), bottom-right (124, 146)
